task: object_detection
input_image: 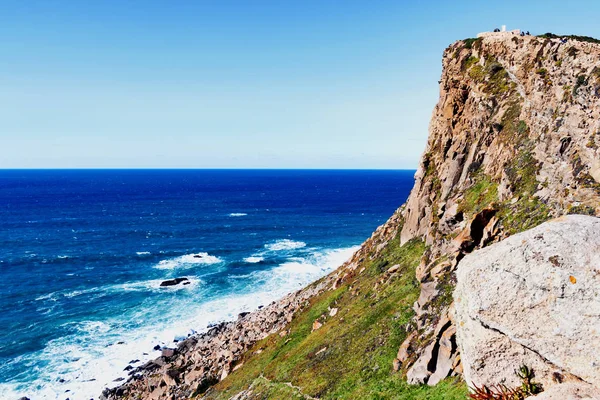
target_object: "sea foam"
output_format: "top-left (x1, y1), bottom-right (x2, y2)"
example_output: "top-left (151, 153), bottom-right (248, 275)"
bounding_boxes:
top-left (264, 239), bottom-right (306, 251)
top-left (2, 246), bottom-right (358, 400)
top-left (243, 256), bottom-right (265, 263)
top-left (153, 252), bottom-right (222, 270)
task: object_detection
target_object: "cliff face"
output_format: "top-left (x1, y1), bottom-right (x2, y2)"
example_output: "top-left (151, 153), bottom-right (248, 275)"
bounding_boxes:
top-left (102, 33), bottom-right (600, 400)
top-left (396, 32), bottom-right (600, 385)
top-left (402, 33), bottom-right (600, 248)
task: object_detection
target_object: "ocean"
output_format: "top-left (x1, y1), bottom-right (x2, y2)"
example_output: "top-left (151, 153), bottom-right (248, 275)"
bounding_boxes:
top-left (0, 169), bottom-right (415, 399)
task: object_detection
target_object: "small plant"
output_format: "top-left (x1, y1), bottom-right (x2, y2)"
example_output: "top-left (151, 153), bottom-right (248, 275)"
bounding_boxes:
top-left (469, 365), bottom-right (543, 399)
top-left (469, 384), bottom-right (521, 400)
top-left (573, 74), bottom-right (588, 95)
top-left (535, 68), bottom-right (547, 77)
top-left (516, 365), bottom-right (542, 395)
top-left (464, 37), bottom-right (482, 49)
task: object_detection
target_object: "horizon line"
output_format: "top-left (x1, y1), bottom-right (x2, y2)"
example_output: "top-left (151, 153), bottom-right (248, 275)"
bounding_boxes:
top-left (0, 167), bottom-right (417, 171)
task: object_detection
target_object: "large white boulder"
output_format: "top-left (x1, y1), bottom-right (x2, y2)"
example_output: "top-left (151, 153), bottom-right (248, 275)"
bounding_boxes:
top-left (454, 215), bottom-right (600, 391)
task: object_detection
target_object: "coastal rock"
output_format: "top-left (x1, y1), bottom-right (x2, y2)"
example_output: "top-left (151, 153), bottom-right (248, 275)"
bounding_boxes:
top-left (395, 32), bottom-right (600, 381)
top-left (159, 277), bottom-right (189, 287)
top-left (454, 216), bottom-right (600, 391)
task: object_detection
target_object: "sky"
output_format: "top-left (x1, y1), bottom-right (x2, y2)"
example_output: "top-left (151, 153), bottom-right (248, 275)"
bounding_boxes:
top-left (1, 0), bottom-right (600, 169)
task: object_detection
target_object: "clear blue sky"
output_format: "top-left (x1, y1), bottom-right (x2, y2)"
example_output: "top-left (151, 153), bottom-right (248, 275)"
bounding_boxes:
top-left (2, 0), bottom-right (599, 168)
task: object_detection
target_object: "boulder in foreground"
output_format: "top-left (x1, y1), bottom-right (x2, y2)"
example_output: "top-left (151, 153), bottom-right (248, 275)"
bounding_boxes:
top-left (454, 215), bottom-right (600, 392)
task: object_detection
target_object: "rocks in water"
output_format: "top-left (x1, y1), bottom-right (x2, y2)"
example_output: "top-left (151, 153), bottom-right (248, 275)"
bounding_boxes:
top-left (454, 216), bottom-right (600, 391)
top-left (159, 277), bottom-right (189, 287)
top-left (99, 262), bottom-right (350, 400)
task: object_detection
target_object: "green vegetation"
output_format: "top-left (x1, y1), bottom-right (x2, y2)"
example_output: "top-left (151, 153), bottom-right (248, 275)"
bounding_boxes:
top-left (463, 56), bottom-right (480, 71)
top-left (464, 55), bottom-right (515, 95)
top-left (469, 365), bottom-right (542, 400)
top-left (202, 237), bottom-right (467, 399)
top-left (567, 204), bottom-right (596, 216)
top-left (459, 175), bottom-right (498, 217)
top-left (463, 37), bottom-right (482, 50)
top-left (538, 32), bottom-right (600, 44)
top-left (535, 68), bottom-right (552, 86)
top-left (573, 74), bottom-right (588, 95)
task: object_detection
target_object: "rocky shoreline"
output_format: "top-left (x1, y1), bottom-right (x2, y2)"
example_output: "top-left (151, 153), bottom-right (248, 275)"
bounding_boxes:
top-left (100, 209), bottom-right (403, 399)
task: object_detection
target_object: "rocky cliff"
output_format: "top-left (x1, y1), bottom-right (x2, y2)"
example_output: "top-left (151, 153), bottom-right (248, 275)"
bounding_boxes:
top-left (395, 31), bottom-right (600, 387)
top-left (101, 32), bottom-right (600, 400)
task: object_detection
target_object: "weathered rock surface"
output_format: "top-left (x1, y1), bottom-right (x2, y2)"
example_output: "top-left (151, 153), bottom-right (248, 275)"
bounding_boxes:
top-left (454, 215), bottom-right (600, 392)
top-left (100, 207), bottom-right (406, 399)
top-left (533, 382), bottom-right (600, 399)
top-left (396, 31), bottom-right (600, 382)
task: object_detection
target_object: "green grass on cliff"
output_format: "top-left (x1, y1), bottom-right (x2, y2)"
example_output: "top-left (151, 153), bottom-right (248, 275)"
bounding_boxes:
top-left (201, 236), bottom-right (467, 400)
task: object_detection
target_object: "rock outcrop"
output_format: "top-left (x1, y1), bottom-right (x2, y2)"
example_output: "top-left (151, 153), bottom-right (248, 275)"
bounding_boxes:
top-left (454, 215), bottom-right (600, 392)
top-left (394, 32), bottom-right (600, 384)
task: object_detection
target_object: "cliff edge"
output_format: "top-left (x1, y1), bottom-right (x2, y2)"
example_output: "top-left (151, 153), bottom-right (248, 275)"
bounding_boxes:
top-left (101, 32), bottom-right (600, 400)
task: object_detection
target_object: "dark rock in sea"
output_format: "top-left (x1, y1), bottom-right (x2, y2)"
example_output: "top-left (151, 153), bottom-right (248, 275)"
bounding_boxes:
top-left (258, 305), bottom-right (264, 310)
top-left (193, 254), bottom-right (204, 259)
top-left (124, 365), bottom-right (133, 371)
top-left (113, 377), bottom-right (125, 382)
top-left (183, 281), bottom-right (190, 285)
top-left (153, 345), bottom-right (161, 351)
top-left (129, 359), bottom-right (140, 364)
top-left (159, 277), bottom-right (189, 287)
top-left (117, 341), bottom-right (125, 345)
top-left (19, 397), bottom-right (31, 400)
top-left (58, 378), bottom-right (66, 383)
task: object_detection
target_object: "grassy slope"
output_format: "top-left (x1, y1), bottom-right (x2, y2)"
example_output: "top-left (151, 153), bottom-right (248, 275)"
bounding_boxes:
top-left (201, 234), bottom-right (467, 399)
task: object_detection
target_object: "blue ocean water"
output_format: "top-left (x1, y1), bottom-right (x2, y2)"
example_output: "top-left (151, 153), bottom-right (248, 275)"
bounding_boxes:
top-left (0, 169), bottom-right (414, 399)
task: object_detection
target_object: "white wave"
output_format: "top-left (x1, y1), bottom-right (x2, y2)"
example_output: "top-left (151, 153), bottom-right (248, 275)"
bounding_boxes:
top-left (1, 246), bottom-right (358, 400)
top-left (228, 213), bottom-right (247, 217)
top-left (264, 239), bottom-right (306, 251)
top-left (35, 278), bottom-right (201, 302)
top-left (57, 255), bottom-right (70, 259)
top-left (243, 256), bottom-right (264, 263)
top-left (153, 252), bottom-right (222, 270)
top-left (136, 251), bottom-right (151, 256)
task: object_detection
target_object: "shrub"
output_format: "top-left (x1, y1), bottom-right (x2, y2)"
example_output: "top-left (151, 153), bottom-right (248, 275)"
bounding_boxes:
top-left (469, 365), bottom-right (543, 400)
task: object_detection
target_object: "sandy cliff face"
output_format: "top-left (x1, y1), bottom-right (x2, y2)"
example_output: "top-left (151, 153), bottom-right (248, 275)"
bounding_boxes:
top-left (396, 32), bottom-right (600, 384)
